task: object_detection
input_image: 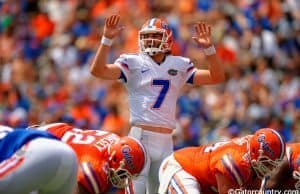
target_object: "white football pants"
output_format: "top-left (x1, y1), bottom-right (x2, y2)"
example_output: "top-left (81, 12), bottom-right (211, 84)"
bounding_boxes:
top-left (129, 127), bottom-right (173, 194)
top-left (158, 155), bottom-right (201, 194)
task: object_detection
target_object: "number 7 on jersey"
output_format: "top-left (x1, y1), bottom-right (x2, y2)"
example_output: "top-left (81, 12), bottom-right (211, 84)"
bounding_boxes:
top-left (152, 79), bottom-right (170, 109)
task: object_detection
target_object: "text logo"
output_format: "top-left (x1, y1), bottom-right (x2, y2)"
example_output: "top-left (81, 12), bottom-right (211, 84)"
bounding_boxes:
top-left (258, 135), bottom-right (275, 157)
top-left (122, 146), bottom-right (134, 170)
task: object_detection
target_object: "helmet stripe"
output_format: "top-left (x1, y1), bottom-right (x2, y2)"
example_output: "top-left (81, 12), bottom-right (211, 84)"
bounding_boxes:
top-left (271, 129), bottom-right (285, 160)
top-left (148, 18), bottom-right (157, 27)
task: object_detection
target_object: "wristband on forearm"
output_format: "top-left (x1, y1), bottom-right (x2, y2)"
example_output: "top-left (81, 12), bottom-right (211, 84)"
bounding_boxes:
top-left (101, 36), bottom-right (113, 46)
top-left (203, 45), bottom-right (216, 56)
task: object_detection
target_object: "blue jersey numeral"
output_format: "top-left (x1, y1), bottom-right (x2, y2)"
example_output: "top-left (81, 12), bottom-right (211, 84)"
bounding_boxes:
top-left (152, 79), bottom-right (170, 109)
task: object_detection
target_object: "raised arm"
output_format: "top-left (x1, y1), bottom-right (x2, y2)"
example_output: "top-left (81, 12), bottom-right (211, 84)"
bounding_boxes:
top-left (192, 22), bottom-right (225, 86)
top-left (90, 14), bottom-right (123, 80)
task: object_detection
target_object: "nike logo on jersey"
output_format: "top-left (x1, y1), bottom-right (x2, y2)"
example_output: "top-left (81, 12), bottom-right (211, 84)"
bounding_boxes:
top-left (141, 69), bottom-right (150, 73)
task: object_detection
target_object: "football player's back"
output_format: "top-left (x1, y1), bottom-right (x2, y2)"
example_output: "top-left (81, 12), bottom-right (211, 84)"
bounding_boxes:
top-left (40, 123), bottom-right (121, 193)
top-left (173, 136), bottom-right (253, 192)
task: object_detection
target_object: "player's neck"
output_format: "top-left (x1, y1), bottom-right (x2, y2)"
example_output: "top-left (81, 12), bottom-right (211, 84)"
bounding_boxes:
top-left (151, 53), bottom-right (166, 65)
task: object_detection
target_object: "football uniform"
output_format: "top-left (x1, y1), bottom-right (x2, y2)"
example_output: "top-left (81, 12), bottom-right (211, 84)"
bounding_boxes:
top-left (0, 128), bottom-right (78, 194)
top-left (115, 53), bottom-right (196, 129)
top-left (115, 53), bottom-right (196, 193)
top-left (42, 123), bottom-right (121, 194)
top-left (159, 136), bottom-right (256, 194)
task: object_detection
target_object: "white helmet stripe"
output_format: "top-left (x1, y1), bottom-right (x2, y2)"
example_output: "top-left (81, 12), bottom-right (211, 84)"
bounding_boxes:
top-left (272, 129), bottom-right (285, 160)
top-left (148, 18), bottom-right (156, 27)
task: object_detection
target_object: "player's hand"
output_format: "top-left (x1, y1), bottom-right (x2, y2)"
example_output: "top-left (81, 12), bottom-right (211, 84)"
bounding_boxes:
top-left (103, 14), bottom-right (124, 39)
top-left (192, 22), bottom-right (212, 48)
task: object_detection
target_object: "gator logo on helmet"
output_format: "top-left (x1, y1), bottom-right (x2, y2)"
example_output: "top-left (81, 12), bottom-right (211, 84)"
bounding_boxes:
top-left (121, 146), bottom-right (134, 170)
top-left (258, 134), bottom-right (275, 158)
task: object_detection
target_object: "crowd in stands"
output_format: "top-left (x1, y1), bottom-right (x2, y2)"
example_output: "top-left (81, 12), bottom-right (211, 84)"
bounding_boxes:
top-left (0, 0), bottom-right (299, 149)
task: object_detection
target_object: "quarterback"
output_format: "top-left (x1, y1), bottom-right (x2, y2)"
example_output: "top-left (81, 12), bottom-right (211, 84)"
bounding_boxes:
top-left (90, 14), bottom-right (225, 193)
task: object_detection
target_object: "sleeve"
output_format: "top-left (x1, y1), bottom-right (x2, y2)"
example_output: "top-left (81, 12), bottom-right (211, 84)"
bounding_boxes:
top-left (114, 54), bottom-right (131, 83)
top-left (214, 153), bottom-right (250, 187)
top-left (183, 59), bottom-right (197, 84)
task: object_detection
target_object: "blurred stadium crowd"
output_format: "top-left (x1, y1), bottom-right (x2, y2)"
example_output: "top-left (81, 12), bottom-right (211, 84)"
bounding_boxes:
top-left (0, 0), bottom-right (299, 149)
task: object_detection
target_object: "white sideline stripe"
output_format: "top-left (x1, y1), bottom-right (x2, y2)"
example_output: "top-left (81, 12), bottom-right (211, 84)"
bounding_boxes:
top-left (149, 18), bottom-right (156, 27)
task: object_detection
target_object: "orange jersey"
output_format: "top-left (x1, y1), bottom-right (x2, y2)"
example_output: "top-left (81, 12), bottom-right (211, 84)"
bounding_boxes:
top-left (284, 143), bottom-right (300, 189)
top-left (44, 123), bottom-right (121, 194)
top-left (173, 136), bottom-right (255, 193)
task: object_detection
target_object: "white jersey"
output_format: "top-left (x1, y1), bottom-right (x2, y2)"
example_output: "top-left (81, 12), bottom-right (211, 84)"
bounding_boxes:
top-left (115, 53), bottom-right (196, 129)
